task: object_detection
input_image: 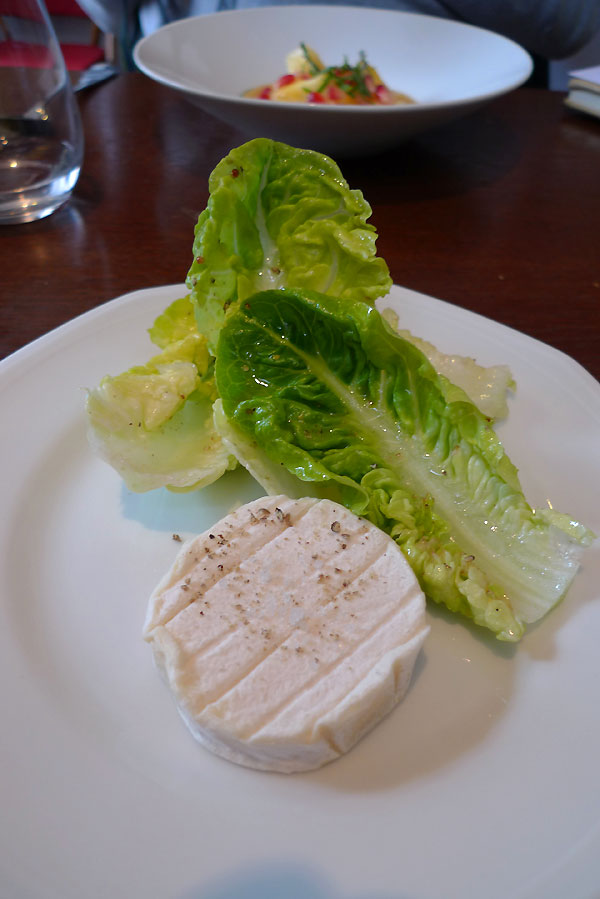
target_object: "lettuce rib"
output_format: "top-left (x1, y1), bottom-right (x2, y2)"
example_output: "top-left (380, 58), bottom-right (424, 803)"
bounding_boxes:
top-left (215, 288), bottom-right (593, 641)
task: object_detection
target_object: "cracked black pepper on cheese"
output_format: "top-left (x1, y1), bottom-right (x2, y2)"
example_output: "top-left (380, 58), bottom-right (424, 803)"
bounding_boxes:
top-left (144, 495), bottom-right (429, 773)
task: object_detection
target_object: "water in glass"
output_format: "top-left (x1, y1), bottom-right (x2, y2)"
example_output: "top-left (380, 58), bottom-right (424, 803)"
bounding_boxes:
top-left (0, 0), bottom-right (84, 224)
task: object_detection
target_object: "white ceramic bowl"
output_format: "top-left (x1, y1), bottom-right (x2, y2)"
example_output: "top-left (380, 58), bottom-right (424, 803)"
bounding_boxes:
top-left (134, 5), bottom-right (532, 157)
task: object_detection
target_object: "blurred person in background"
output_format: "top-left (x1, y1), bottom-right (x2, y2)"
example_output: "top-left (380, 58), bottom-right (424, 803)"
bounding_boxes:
top-left (78, 0), bottom-right (600, 80)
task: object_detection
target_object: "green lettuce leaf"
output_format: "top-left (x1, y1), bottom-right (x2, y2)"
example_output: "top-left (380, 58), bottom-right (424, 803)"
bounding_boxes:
top-left (380, 308), bottom-right (515, 420)
top-left (148, 294), bottom-right (200, 348)
top-left (186, 138), bottom-right (392, 353)
top-left (86, 295), bottom-right (236, 493)
top-left (85, 138), bottom-right (393, 495)
top-left (215, 288), bottom-right (593, 642)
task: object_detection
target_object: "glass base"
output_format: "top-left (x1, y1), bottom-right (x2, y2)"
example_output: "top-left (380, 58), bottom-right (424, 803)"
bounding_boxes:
top-left (0, 192), bottom-right (74, 224)
top-left (0, 135), bottom-right (81, 225)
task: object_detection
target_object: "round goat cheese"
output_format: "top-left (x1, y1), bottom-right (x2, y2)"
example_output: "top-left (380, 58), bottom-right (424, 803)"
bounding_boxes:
top-left (144, 495), bottom-right (429, 773)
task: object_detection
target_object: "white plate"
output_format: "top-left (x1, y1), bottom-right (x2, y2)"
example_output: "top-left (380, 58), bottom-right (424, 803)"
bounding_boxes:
top-left (1, 284), bottom-right (599, 899)
top-left (133, 7), bottom-right (532, 156)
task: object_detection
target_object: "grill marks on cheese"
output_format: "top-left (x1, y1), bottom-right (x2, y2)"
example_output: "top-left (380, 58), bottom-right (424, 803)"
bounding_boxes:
top-left (144, 496), bottom-right (428, 772)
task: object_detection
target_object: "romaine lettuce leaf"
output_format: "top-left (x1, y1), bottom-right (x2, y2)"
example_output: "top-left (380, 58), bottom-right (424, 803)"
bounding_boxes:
top-left (86, 295), bottom-right (236, 493)
top-left (148, 294), bottom-right (200, 348)
top-left (85, 138), bottom-right (393, 494)
top-left (380, 308), bottom-right (515, 420)
top-left (215, 287), bottom-right (593, 641)
top-left (186, 138), bottom-right (392, 353)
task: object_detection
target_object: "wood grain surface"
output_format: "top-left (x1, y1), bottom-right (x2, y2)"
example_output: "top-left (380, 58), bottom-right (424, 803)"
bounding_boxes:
top-left (1, 74), bottom-right (599, 380)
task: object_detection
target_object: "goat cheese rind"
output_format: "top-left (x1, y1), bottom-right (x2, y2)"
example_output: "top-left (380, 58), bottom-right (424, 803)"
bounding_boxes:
top-left (145, 495), bottom-right (429, 773)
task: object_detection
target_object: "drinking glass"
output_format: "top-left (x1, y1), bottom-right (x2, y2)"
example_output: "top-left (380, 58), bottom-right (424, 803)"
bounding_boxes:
top-left (0, 0), bottom-right (84, 224)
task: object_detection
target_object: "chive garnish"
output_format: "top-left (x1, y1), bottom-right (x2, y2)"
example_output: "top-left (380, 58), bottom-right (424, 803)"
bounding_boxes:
top-left (300, 45), bottom-right (376, 101)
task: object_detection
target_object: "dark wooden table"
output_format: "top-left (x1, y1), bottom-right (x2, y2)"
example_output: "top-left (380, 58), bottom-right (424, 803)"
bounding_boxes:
top-left (1, 73), bottom-right (599, 380)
